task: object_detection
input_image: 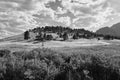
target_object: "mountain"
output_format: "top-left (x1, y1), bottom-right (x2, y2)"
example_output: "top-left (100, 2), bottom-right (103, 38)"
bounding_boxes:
top-left (111, 23), bottom-right (120, 37)
top-left (96, 23), bottom-right (120, 37)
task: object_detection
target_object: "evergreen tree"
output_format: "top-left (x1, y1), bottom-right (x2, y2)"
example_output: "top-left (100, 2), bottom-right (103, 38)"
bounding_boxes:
top-left (63, 32), bottom-right (68, 41)
top-left (36, 32), bottom-right (44, 41)
top-left (46, 35), bottom-right (53, 40)
top-left (43, 33), bottom-right (47, 40)
top-left (73, 34), bottom-right (78, 39)
top-left (24, 31), bottom-right (30, 40)
top-left (104, 35), bottom-right (113, 40)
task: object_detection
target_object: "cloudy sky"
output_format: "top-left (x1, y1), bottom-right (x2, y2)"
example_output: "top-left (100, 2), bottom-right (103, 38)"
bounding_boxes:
top-left (0, 0), bottom-right (120, 38)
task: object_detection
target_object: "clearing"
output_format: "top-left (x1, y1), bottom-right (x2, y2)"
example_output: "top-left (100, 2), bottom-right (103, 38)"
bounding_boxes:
top-left (0, 39), bottom-right (110, 51)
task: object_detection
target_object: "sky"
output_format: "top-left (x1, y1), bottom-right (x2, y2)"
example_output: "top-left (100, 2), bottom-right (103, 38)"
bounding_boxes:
top-left (0, 0), bottom-right (120, 38)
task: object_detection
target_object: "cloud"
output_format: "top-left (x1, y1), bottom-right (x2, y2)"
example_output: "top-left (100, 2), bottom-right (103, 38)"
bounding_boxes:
top-left (109, 0), bottom-right (120, 12)
top-left (0, 0), bottom-right (120, 38)
top-left (55, 16), bottom-right (71, 26)
top-left (55, 7), bottom-right (67, 14)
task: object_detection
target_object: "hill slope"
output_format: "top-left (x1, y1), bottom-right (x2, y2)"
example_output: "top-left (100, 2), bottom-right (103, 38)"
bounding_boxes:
top-left (0, 33), bottom-right (24, 42)
top-left (96, 23), bottom-right (120, 37)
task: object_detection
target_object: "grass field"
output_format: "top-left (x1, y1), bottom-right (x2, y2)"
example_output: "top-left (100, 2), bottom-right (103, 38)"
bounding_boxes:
top-left (0, 39), bottom-right (120, 80)
top-left (0, 39), bottom-right (120, 57)
top-left (0, 39), bottom-right (110, 51)
top-left (0, 39), bottom-right (120, 56)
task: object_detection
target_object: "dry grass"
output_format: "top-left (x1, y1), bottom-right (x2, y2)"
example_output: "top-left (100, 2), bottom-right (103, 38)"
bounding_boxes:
top-left (0, 39), bottom-right (110, 51)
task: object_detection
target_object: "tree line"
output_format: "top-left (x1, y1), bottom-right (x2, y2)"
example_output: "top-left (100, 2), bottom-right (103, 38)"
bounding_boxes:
top-left (24, 26), bottom-right (120, 41)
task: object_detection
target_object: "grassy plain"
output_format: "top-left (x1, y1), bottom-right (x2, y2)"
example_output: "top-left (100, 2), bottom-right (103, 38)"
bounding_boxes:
top-left (0, 39), bottom-right (109, 51)
top-left (0, 39), bottom-right (120, 56)
top-left (0, 39), bottom-right (120, 80)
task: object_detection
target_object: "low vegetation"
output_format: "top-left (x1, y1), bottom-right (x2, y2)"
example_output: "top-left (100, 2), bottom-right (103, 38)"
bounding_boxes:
top-left (0, 48), bottom-right (120, 80)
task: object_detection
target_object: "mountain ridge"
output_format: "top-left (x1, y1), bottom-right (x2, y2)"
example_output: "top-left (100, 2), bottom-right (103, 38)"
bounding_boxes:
top-left (96, 22), bottom-right (120, 37)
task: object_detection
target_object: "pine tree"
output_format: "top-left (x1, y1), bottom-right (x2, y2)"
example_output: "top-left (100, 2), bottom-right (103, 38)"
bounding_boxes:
top-left (24, 31), bottom-right (30, 40)
top-left (63, 32), bottom-right (68, 41)
top-left (73, 34), bottom-right (78, 39)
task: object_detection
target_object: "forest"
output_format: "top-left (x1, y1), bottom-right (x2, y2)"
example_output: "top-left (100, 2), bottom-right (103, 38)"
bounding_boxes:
top-left (24, 26), bottom-right (118, 41)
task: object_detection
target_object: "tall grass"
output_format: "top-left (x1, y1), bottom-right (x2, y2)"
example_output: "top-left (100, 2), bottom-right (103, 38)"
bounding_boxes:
top-left (0, 48), bottom-right (120, 80)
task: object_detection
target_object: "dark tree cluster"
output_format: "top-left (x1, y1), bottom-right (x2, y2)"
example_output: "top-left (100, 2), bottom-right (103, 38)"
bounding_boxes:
top-left (29, 26), bottom-right (94, 35)
top-left (24, 26), bottom-right (120, 41)
top-left (28, 26), bottom-right (95, 40)
top-left (103, 35), bottom-right (114, 40)
top-left (24, 31), bottom-right (30, 40)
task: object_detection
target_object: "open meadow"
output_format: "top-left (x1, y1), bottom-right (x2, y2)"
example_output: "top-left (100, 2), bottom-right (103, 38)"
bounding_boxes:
top-left (0, 39), bottom-right (120, 56)
top-left (0, 39), bottom-right (110, 51)
top-left (0, 39), bottom-right (120, 80)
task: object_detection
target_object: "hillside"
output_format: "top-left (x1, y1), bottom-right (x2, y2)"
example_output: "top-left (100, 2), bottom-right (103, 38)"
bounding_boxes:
top-left (96, 22), bottom-right (120, 37)
top-left (111, 23), bottom-right (120, 37)
top-left (28, 26), bottom-right (96, 40)
top-left (1, 25), bottom-right (118, 42)
top-left (0, 33), bottom-right (24, 42)
top-left (1, 26), bottom-right (96, 42)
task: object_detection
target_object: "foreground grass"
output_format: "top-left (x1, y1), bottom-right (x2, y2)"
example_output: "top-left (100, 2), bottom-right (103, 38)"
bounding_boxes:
top-left (0, 48), bottom-right (120, 80)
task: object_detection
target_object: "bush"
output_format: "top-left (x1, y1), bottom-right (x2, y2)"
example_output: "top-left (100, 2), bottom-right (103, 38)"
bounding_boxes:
top-left (0, 49), bottom-right (11, 57)
top-left (24, 31), bottom-right (30, 40)
top-left (46, 35), bottom-right (53, 40)
top-left (0, 48), bottom-right (120, 80)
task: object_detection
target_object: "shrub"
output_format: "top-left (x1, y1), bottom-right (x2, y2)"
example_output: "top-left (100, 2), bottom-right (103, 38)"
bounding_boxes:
top-left (0, 49), bottom-right (11, 57)
top-left (24, 31), bottom-right (30, 40)
top-left (0, 48), bottom-right (120, 80)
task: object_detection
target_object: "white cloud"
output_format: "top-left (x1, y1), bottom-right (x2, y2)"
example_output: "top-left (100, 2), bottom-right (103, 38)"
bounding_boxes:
top-left (72, 3), bottom-right (115, 31)
top-left (55, 16), bottom-right (71, 26)
top-left (0, 1), bottom-right (20, 9)
top-left (55, 7), bottom-right (67, 14)
top-left (0, 0), bottom-right (120, 38)
top-left (87, 7), bottom-right (115, 31)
